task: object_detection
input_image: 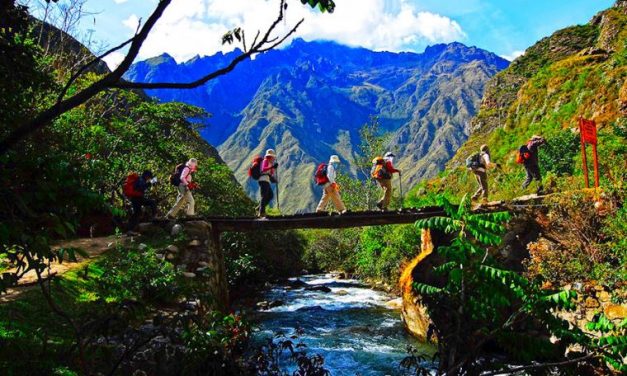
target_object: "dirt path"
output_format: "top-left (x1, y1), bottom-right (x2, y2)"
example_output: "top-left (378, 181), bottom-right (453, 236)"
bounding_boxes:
top-left (1, 235), bottom-right (129, 303)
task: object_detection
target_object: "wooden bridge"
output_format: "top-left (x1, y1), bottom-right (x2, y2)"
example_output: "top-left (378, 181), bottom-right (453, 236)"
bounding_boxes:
top-left (147, 195), bottom-right (551, 311)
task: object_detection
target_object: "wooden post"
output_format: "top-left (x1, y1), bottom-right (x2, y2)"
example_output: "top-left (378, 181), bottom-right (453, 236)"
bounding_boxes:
top-left (592, 143), bottom-right (600, 188)
top-left (579, 119), bottom-right (590, 189)
top-left (209, 227), bottom-right (229, 312)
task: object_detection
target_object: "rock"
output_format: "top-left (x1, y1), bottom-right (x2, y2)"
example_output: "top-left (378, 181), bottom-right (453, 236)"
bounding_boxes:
top-left (288, 279), bottom-right (308, 288)
top-left (137, 223), bottom-right (165, 237)
top-left (196, 266), bottom-right (209, 273)
top-left (166, 253), bottom-right (176, 261)
top-left (188, 240), bottom-right (201, 247)
top-left (597, 291), bottom-right (611, 303)
top-left (198, 261), bottom-right (209, 267)
top-left (166, 245), bottom-right (179, 254)
top-left (268, 300), bottom-right (284, 308)
top-left (305, 285), bottom-right (332, 293)
top-left (604, 304), bottom-right (627, 320)
top-left (336, 289), bottom-right (349, 296)
top-left (337, 272), bottom-right (347, 279)
top-left (182, 272), bottom-right (196, 278)
top-left (584, 297), bottom-right (600, 308)
top-left (138, 243), bottom-right (148, 251)
top-left (385, 297), bottom-right (403, 310)
top-left (300, 269), bottom-right (309, 275)
top-left (155, 253), bottom-right (165, 260)
top-left (170, 223), bottom-right (183, 236)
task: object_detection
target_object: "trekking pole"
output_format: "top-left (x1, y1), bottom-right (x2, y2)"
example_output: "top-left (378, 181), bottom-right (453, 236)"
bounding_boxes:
top-left (275, 164), bottom-right (280, 213)
top-left (398, 171), bottom-right (404, 210)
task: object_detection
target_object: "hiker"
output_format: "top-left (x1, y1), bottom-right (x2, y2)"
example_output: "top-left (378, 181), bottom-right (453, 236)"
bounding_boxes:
top-left (124, 170), bottom-right (158, 229)
top-left (257, 149), bottom-right (278, 217)
top-left (466, 145), bottom-right (496, 203)
top-left (166, 158), bottom-right (198, 219)
top-left (519, 135), bottom-right (547, 195)
top-left (372, 152), bottom-right (400, 211)
top-left (315, 155), bottom-right (347, 214)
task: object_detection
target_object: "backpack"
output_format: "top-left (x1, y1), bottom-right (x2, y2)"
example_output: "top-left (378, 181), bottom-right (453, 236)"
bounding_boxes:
top-left (169, 163), bottom-right (186, 186)
top-left (371, 157), bottom-right (391, 180)
top-left (248, 156), bottom-right (263, 180)
top-left (123, 173), bottom-right (142, 198)
top-left (466, 153), bottom-right (484, 170)
top-left (516, 145), bottom-right (531, 164)
top-left (314, 163), bottom-right (329, 185)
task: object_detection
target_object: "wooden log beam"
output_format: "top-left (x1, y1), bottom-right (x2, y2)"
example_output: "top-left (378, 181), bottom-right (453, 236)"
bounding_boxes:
top-left (206, 207), bottom-right (447, 233)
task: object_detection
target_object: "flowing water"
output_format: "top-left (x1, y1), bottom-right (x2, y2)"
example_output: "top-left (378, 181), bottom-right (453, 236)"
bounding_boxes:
top-left (250, 274), bottom-right (435, 375)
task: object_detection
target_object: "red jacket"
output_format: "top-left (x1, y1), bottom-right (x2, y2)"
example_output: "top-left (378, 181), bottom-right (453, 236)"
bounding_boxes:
top-left (385, 160), bottom-right (399, 174)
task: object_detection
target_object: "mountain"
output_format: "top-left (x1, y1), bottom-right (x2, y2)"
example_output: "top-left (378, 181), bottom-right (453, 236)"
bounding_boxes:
top-left (447, 0), bottom-right (626, 168)
top-left (125, 39), bottom-right (509, 212)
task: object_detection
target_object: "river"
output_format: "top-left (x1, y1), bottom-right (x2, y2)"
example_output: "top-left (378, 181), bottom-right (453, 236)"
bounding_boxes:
top-left (250, 274), bottom-right (435, 375)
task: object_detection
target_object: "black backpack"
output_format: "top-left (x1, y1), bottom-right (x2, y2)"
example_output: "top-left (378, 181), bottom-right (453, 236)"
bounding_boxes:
top-left (248, 156), bottom-right (263, 180)
top-left (169, 163), bottom-right (185, 186)
top-left (466, 153), bottom-right (483, 169)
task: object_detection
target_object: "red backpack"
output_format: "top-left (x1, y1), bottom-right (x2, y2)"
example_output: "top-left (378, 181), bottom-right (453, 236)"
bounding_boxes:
top-left (248, 156), bottom-right (263, 180)
top-left (516, 144), bottom-right (531, 164)
top-left (314, 163), bottom-right (329, 185)
top-left (123, 173), bottom-right (142, 198)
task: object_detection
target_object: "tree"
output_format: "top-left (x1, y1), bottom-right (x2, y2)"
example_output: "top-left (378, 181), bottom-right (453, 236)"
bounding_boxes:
top-left (336, 116), bottom-right (391, 210)
top-left (412, 195), bottom-right (614, 374)
top-left (0, 0), bottom-right (336, 154)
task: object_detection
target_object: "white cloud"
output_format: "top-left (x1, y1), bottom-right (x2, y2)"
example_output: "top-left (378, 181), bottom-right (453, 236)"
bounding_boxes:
top-left (103, 51), bottom-right (126, 69)
top-left (113, 0), bottom-right (128, 4)
top-left (501, 50), bottom-right (525, 61)
top-left (129, 0), bottom-right (466, 62)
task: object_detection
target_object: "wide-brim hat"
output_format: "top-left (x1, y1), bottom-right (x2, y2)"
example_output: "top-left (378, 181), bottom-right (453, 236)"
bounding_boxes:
top-left (329, 155), bottom-right (340, 163)
top-left (265, 149), bottom-right (276, 158)
top-left (531, 135), bottom-right (542, 140)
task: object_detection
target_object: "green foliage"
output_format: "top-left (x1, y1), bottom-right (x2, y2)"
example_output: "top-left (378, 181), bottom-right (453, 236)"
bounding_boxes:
top-left (586, 314), bottom-right (627, 373)
top-left (538, 128), bottom-right (579, 176)
top-left (411, 195), bottom-right (600, 373)
top-left (98, 246), bottom-right (179, 303)
top-left (183, 312), bottom-right (250, 375)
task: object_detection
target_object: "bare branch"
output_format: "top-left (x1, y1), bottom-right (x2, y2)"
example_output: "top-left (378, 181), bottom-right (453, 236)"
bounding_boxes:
top-left (258, 18), bottom-right (304, 53)
top-left (480, 352), bottom-right (601, 376)
top-left (56, 34), bottom-right (137, 104)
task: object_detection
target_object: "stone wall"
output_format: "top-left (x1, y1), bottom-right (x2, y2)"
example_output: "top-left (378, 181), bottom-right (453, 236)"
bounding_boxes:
top-left (137, 220), bottom-right (229, 311)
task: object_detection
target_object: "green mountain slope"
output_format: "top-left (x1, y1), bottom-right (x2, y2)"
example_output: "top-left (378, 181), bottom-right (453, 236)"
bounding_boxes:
top-left (417, 0), bottom-right (627, 202)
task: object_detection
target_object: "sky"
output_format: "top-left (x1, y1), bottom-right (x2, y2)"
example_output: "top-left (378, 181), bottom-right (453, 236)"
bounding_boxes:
top-left (29, 0), bottom-right (616, 68)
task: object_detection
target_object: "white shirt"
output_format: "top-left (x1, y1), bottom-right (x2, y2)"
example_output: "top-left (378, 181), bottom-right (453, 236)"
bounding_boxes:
top-left (326, 163), bottom-right (337, 184)
top-left (476, 153), bottom-right (492, 172)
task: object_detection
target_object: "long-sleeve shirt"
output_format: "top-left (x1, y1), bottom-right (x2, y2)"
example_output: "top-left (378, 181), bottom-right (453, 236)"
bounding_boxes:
top-left (180, 164), bottom-right (195, 186)
top-left (133, 177), bottom-right (152, 195)
top-left (384, 159), bottom-right (400, 174)
top-left (525, 138), bottom-right (546, 166)
top-left (258, 158), bottom-right (276, 183)
top-left (475, 153), bottom-right (493, 172)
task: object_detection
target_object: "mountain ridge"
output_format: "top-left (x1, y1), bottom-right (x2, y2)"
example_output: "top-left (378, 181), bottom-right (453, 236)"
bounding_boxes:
top-left (125, 39), bottom-right (509, 212)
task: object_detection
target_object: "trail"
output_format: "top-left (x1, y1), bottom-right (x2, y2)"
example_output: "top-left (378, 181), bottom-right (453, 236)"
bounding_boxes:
top-left (0, 235), bottom-right (127, 303)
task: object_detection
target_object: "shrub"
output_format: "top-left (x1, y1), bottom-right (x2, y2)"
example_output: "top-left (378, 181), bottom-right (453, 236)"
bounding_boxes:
top-left (98, 246), bottom-right (179, 303)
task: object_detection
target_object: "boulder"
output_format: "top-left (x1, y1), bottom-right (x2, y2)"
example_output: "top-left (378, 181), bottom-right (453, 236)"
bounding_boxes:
top-left (188, 240), bottom-right (202, 247)
top-left (182, 272), bottom-right (196, 278)
top-left (166, 245), bottom-right (179, 254)
top-left (170, 224), bottom-right (183, 236)
top-left (305, 285), bottom-right (332, 293)
top-left (288, 279), bottom-right (308, 288)
top-left (138, 243), bottom-right (149, 251)
top-left (336, 289), bottom-right (349, 296)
